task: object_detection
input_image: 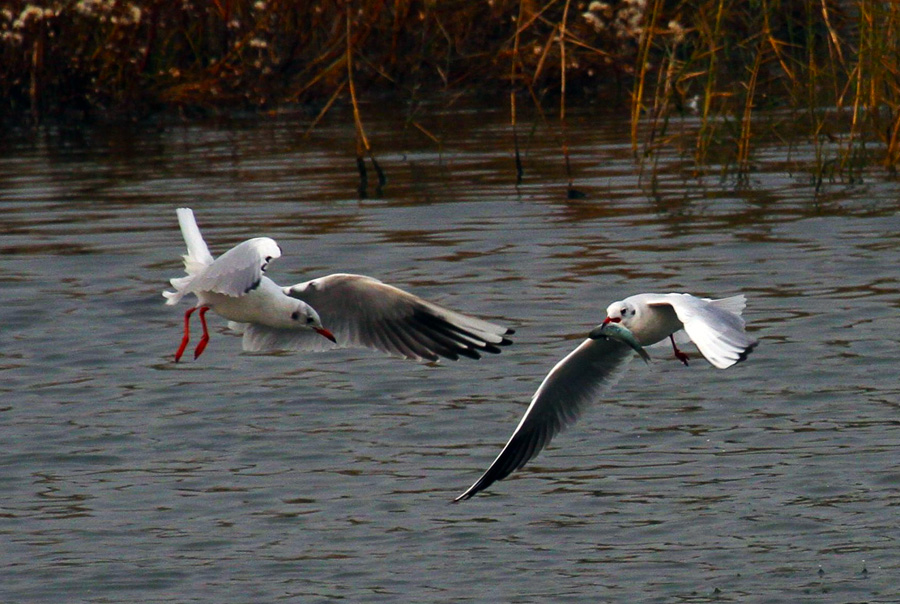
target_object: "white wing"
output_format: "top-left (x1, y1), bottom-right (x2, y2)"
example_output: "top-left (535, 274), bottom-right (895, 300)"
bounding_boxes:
top-left (175, 207), bottom-right (214, 270)
top-left (164, 208), bottom-right (217, 305)
top-left (455, 337), bottom-right (635, 500)
top-left (185, 237), bottom-right (282, 298)
top-left (164, 208), bottom-right (281, 304)
top-left (283, 273), bottom-right (513, 362)
top-left (646, 294), bottom-right (756, 369)
top-left (230, 322), bottom-right (342, 353)
top-left (708, 294), bottom-right (746, 316)
top-left (665, 294), bottom-right (747, 346)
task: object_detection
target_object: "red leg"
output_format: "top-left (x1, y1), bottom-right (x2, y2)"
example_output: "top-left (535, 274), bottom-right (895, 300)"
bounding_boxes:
top-left (670, 334), bottom-right (690, 366)
top-left (174, 306), bottom-right (198, 362)
top-left (193, 306), bottom-right (211, 359)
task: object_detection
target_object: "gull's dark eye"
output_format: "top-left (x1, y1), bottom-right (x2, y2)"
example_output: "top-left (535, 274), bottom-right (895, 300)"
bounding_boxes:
top-left (306, 316), bottom-right (315, 324)
top-left (291, 311), bottom-right (300, 320)
top-left (620, 307), bottom-right (628, 315)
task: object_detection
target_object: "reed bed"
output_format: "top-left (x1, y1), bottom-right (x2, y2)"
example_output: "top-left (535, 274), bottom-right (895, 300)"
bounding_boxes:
top-left (2, 1), bottom-right (898, 179)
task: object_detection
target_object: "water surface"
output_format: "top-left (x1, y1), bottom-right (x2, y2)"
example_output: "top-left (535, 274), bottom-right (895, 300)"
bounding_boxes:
top-left (1, 107), bottom-right (898, 603)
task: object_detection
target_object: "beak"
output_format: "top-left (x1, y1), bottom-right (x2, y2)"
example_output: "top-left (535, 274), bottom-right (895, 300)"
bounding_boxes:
top-left (588, 317), bottom-right (616, 339)
top-left (315, 327), bottom-right (337, 343)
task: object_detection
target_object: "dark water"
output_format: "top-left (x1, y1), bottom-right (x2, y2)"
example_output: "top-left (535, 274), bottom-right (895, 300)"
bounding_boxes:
top-left (1, 107), bottom-right (898, 603)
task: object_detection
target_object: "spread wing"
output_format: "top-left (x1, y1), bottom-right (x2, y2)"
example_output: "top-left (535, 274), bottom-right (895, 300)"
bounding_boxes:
top-left (281, 273), bottom-right (513, 362)
top-left (185, 237), bottom-right (282, 298)
top-left (455, 337), bottom-right (635, 500)
top-left (164, 208), bottom-right (281, 305)
top-left (646, 294), bottom-right (757, 369)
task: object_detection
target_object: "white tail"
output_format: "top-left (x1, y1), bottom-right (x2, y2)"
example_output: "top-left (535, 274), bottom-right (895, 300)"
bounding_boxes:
top-left (163, 208), bottom-right (215, 306)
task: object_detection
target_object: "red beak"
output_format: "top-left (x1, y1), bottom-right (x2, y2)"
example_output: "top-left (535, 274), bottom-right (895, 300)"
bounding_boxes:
top-left (602, 316), bottom-right (620, 325)
top-left (315, 327), bottom-right (337, 343)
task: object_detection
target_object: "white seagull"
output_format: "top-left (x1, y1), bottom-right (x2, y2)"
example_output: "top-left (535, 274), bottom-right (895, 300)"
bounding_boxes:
top-left (163, 208), bottom-right (513, 362)
top-left (455, 292), bottom-right (757, 500)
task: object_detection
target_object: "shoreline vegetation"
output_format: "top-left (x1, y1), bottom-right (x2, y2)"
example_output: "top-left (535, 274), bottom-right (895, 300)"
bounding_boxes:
top-left (2, 1), bottom-right (899, 182)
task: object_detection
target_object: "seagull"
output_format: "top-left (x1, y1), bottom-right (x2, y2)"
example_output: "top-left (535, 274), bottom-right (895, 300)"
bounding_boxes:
top-left (163, 208), bottom-right (336, 361)
top-left (455, 292), bottom-right (757, 500)
top-left (163, 208), bottom-right (513, 362)
top-left (594, 293), bottom-right (757, 368)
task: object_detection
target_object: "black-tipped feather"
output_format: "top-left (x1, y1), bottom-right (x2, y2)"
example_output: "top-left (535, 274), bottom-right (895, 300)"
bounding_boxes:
top-left (737, 341), bottom-right (757, 363)
top-left (409, 312), bottom-right (485, 359)
top-left (407, 327), bottom-right (460, 361)
top-left (284, 273), bottom-right (513, 362)
top-left (387, 323), bottom-right (441, 362)
top-left (455, 338), bottom-right (635, 501)
top-left (406, 315), bottom-right (474, 360)
top-left (243, 278), bottom-right (262, 294)
top-left (411, 309), bottom-right (500, 357)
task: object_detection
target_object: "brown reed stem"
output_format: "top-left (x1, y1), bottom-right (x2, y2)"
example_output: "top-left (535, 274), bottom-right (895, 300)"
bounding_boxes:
top-left (305, 78), bottom-right (348, 136)
top-left (696, 0), bottom-right (727, 165)
top-left (631, 0), bottom-right (662, 160)
top-left (511, 0), bottom-right (525, 185)
top-left (29, 20), bottom-right (45, 123)
top-left (346, 9), bottom-right (384, 197)
top-left (846, 6), bottom-right (868, 175)
top-left (559, 0), bottom-right (581, 197)
top-left (737, 39), bottom-right (763, 180)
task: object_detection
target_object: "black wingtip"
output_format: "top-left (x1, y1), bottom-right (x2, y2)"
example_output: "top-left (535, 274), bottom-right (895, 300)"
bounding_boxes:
top-left (737, 339), bottom-right (759, 363)
top-left (243, 278), bottom-right (262, 294)
top-left (479, 337), bottom-right (514, 354)
top-left (411, 309), bottom-right (511, 360)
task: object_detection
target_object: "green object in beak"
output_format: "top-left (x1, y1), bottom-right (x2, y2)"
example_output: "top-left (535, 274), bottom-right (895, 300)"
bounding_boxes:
top-left (589, 322), bottom-right (651, 364)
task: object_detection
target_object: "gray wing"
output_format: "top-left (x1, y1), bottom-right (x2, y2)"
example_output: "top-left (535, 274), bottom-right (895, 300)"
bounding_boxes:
top-left (455, 337), bottom-right (635, 500)
top-left (187, 237), bottom-right (282, 297)
top-left (283, 273), bottom-right (514, 362)
top-left (647, 293), bottom-right (757, 369)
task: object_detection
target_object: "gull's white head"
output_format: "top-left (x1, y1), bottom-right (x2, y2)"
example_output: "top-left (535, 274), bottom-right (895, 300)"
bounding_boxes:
top-left (603, 299), bottom-right (637, 328)
top-left (285, 299), bottom-right (337, 342)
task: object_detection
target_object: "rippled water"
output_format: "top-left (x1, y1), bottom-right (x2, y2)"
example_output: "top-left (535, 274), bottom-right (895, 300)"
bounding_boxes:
top-left (1, 107), bottom-right (898, 603)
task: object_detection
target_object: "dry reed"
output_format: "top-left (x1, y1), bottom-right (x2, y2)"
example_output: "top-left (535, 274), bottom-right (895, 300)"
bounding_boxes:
top-left (1, 1), bottom-right (898, 180)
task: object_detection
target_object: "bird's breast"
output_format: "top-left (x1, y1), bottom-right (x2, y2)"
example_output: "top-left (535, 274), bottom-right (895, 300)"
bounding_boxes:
top-left (200, 291), bottom-right (261, 323)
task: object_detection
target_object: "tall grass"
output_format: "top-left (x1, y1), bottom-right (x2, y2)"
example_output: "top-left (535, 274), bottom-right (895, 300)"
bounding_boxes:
top-left (1, 1), bottom-right (898, 179)
top-left (631, 0), bottom-right (900, 180)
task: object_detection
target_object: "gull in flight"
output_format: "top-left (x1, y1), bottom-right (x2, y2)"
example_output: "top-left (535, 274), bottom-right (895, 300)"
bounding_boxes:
top-left (455, 292), bottom-right (757, 500)
top-left (163, 208), bottom-right (513, 362)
